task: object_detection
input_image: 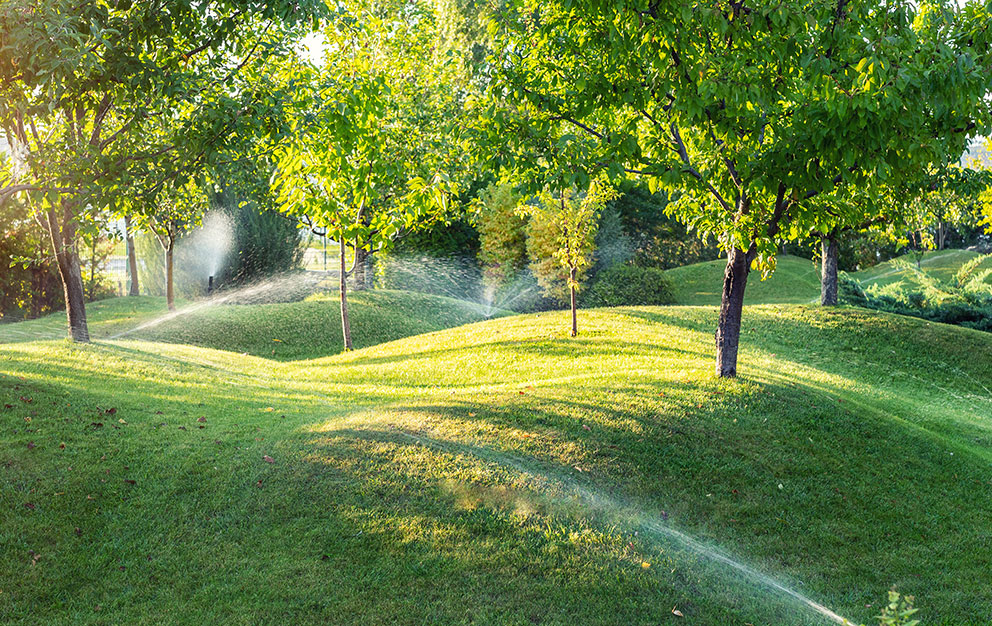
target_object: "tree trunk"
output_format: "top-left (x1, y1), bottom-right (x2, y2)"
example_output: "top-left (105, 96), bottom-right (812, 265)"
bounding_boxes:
top-left (569, 266), bottom-right (578, 337)
top-left (165, 237), bottom-right (176, 311)
top-left (45, 204), bottom-right (89, 342)
top-left (125, 215), bottom-right (140, 296)
top-left (715, 246), bottom-right (751, 378)
top-left (353, 245), bottom-right (368, 291)
top-left (339, 239), bottom-right (353, 350)
top-left (820, 235), bottom-right (839, 306)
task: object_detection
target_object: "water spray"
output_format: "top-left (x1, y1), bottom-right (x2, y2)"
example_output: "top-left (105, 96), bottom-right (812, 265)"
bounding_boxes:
top-left (391, 429), bottom-right (852, 625)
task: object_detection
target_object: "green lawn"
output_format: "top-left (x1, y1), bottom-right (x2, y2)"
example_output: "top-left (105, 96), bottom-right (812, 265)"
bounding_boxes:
top-left (0, 291), bottom-right (504, 360)
top-left (2, 295), bottom-right (991, 625)
top-left (667, 255), bottom-right (822, 305)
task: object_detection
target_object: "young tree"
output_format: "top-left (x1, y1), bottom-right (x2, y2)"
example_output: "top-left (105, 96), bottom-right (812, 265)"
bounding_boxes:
top-left (522, 182), bottom-right (617, 336)
top-left (274, 0), bottom-right (463, 350)
top-left (124, 215), bottom-right (140, 296)
top-left (135, 182), bottom-right (209, 311)
top-left (0, 0), bottom-right (323, 341)
top-left (488, 0), bottom-right (992, 376)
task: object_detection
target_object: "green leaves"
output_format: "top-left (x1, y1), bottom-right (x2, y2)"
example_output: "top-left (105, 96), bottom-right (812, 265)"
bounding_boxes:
top-left (487, 0), bottom-right (992, 267)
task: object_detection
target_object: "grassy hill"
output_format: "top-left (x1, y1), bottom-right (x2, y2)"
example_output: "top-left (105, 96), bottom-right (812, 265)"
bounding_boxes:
top-left (0, 290), bottom-right (503, 360)
top-left (667, 249), bottom-right (992, 306)
top-left (667, 255), bottom-right (822, 305)
top-left (2, 301), bottom-right (991, 625)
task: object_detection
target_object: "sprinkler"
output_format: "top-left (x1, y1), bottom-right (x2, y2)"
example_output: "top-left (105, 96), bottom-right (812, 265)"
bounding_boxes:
top-left (207, 275), bottom-right (214, 295)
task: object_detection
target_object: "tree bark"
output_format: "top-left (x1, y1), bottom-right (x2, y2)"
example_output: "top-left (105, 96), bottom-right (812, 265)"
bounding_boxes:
top-left (353, 245), bottom-right (368, 291)
top-left (820, 235), bottom-right (839, 306)
top-left (569, 266), bottom-right (578, 337)
top-left (125, 215), bottom-right (140, 296)
top-left (339, 238), bottom-right (353, 350)
top-left (715, 246), bottom-right (751, 378)
top-left (165, 236), bottom-right (176, 311)
top-left (45, 204), bottom-right (89, 342)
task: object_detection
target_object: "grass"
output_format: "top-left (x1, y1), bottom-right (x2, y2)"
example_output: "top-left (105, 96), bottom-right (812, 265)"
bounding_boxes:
top-left (0, 291), bottom-right (502, 361)
top-left (667, 255), bottom-right (822, 305)
top-left (2, 298), bottom-right (991, 625)
top-left (666, 249), bottom-right (992, 306)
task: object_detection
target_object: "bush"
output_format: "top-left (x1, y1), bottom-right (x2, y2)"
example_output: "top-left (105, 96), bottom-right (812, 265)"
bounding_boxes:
top-left (583, 264), bottom-right (675, 307)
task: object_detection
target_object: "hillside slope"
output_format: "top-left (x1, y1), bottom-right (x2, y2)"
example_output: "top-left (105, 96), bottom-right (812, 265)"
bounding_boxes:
top-left (2, 304), bottom-right (990, 625)
top-left (0, 290), bottom-right (503, 360)
top-left (667, 249), bottom-right (991, 306)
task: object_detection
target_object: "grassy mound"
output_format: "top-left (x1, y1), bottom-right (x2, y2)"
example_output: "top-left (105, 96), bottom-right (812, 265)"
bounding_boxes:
top-left (0, 291), bottom-right (502, 361)
top-left (2, 304), bottom-right (990, 625)
top-left (667, 255), bottom-right (821, 305)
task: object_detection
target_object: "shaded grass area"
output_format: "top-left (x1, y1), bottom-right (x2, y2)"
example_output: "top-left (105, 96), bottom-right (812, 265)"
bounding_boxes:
top-left (2, 305), bottom-right (991, 625)
top-left (0, 291), bottom-right (504, 361)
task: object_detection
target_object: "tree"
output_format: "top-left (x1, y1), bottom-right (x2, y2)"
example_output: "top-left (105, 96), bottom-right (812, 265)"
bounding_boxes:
top-left (487, 0), bottom-right (992, 376)
top-left (0, 0), bottom-right (323, 341)
top-left (124, 215), bottom-right (140, 296)
top-left (274, 0), bottom-right (463, 350)
top-left (521, 182), bottom-right (617, 335)
top-left (136, 182), bottom-right (209, 311)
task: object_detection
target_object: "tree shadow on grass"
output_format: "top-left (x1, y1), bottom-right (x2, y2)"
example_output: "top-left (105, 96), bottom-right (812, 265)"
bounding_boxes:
top-left (317, 373), bottom-right (992, 625)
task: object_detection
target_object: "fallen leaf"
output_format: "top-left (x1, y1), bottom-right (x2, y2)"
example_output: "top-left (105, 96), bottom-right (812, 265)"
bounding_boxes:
top-left (20, 396), bottom-right (32, 403)
top-left (582, 424), bottom-right (591, 431)
top-left (74, 527), bottom-right (82, 537)
top-left (105, 408), bottom-right (117, 415)
top-left (178, 426), bottom-right (187, 431)
top-left (641, 561), bottom-right (650, 568)
top-left (3, 403), bottom-right (12, 409)
top-left (26, 441), bottom-right (35, 450)
top-left (118, 418), bottom-right (127, 424)
top-left (263, 455), bottom-right (274, 464)
top-left (672, 608), bottom-right (684, 617)
top-left (124, 479), bottom-right (136, 486)
top-left (262, 407), bottom-right (275, 412)
top-left (197, 416), bottom-right (206, 423)
top-left (23, 502), bottom-right (35, 510)
top-left (59, 442), bottom-right (65, 450)
top-left (256, 480), bottom-right (263, 488)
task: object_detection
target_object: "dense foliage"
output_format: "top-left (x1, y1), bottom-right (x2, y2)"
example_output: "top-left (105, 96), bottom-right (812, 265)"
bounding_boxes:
top-left (583, 264), bottom-right (675, 308)
top-left (0, 199), bottom-right (61, 321)
top-left (486, 0), bottom-right (992, 374)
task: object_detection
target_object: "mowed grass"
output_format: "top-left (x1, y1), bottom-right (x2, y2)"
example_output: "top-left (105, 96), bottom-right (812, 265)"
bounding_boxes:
top-left (0, 291), bottom-right (503, 361)
top-left (2, 299), bottom-right (991, 625)
top-left (667, 255), bottom-right (822, 305)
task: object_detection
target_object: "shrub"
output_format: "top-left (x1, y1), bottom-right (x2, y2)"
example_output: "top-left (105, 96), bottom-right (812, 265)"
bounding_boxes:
top-left (583, 264), bottom-right (675, 307)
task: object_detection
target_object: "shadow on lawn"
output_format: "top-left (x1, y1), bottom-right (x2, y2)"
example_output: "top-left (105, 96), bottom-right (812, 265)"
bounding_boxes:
top-left (307, 368), bottom-right (992, 625)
